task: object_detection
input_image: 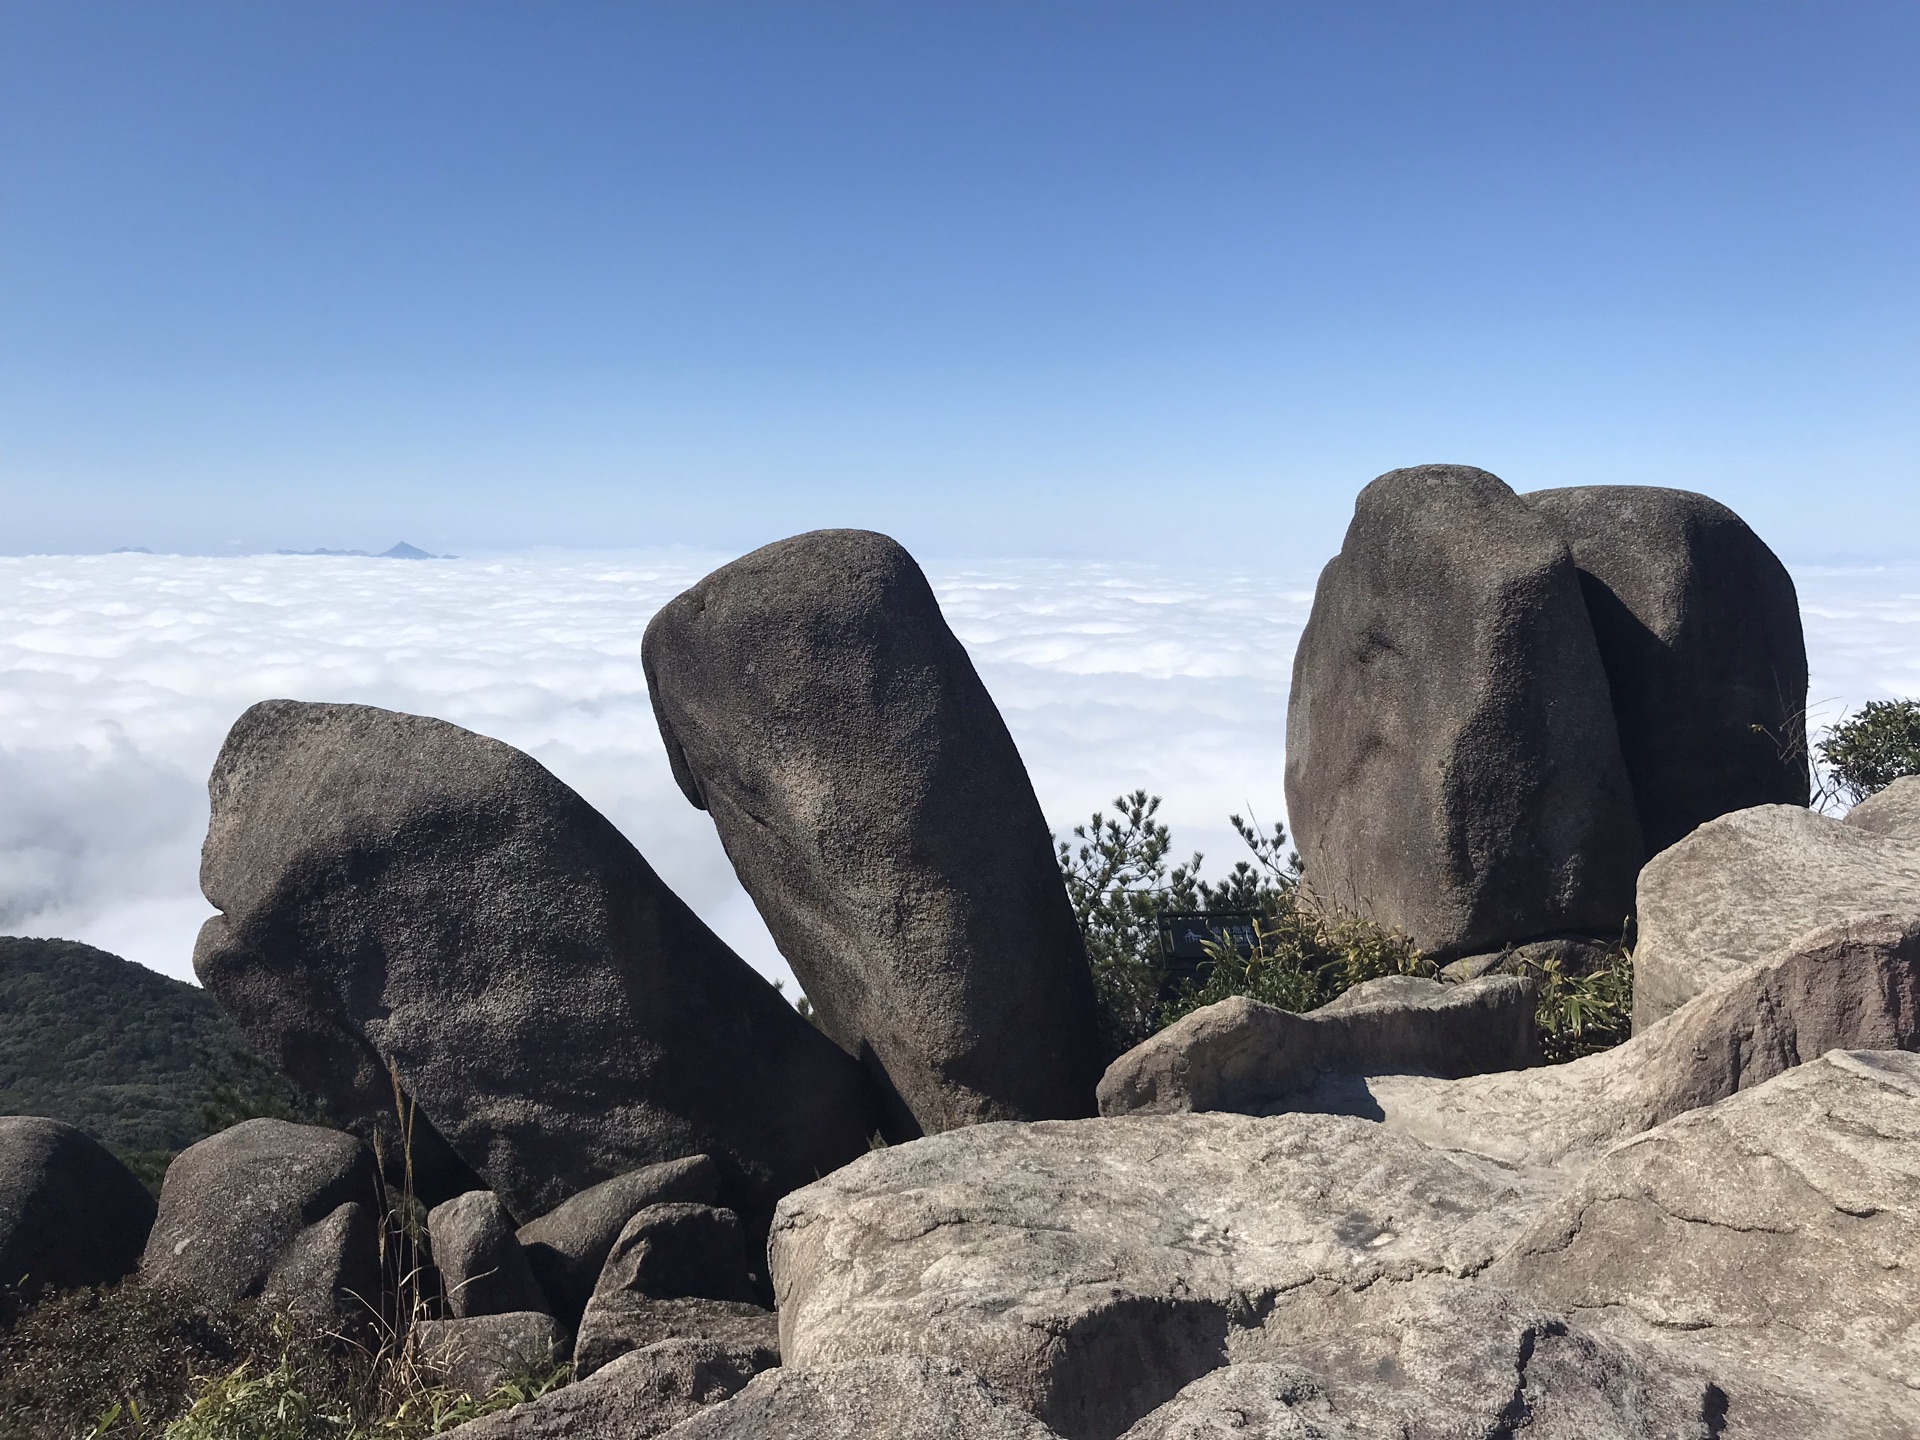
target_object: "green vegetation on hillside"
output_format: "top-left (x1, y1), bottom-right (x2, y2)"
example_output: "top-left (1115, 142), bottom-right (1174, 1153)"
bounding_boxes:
top-left (0, 937), bottom-right (316, 1187)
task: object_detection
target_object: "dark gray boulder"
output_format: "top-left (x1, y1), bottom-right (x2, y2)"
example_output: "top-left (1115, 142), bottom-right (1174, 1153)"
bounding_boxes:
top-left (140, 1118), bottom-right (380, 1320)
top-left (192, 700), bottom-right (877, 1226)
top-left (1525, 485), bottom-right (1808, 855)
top-left (517, 1155), bottom-right (720, 1325)
top-left (593, 1203), bottom-right (755, 1306)
top-left (416, 1312), bottom-right (566, 1399)
top-left (1285, 466), bottom-right (1643, 959)
top-left (642, 529), bottom-right (1103, 1137)
top-left (577, 1295), bottom-right (780, 1380)
top-left (429, 1190), bottom-right (549, 1319)
top-left (0, 1117), bottom-right (156, 1294)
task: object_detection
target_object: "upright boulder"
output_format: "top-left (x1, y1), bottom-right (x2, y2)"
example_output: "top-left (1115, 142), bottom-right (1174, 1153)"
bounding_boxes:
top-left (643, 530), bottom-right (1103, 1136)
top-left (140, 1118), bottom-right (379, 1320)
top-left (193, 701), bottom-right (876, 1225)
top-left (429, 1190), bottom-right (549, 1319)
top-left (0, 1117), bottom-right (156, 1294)
top-left (1285, 466), bottom-right (1643, 959)
top-left (1525, 485), bottom-right (1808, 855)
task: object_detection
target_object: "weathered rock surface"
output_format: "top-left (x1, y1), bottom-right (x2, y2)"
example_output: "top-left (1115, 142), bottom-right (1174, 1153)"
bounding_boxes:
top-left (441, 1338), bottom-right (774, 1440)
top-left (1437, 935), bottom-right (1614, 983)
top-left (0, 1116), bottom-right (156, 1294)
top-left (1847, 774), bottom-right (1920, 838)
top-left (593, 1203), bottom-right (755, 1306)
top-left (416, 1312), bottom-right (565, 1399)
top-left (771, 1111), bottom-right (1541, 1439)
top-left (1285, 465), bottom-right (1643, 959)
top-left (1524, 485), bottom-right (1808, 855)
top-left (659, 1355), bottom-right (1066, 1440)
top-left (1494, 1050), bottom-right (1920, 1401)
top-left (576, 1295), bottom-right (780, 1379)
top-left (1632, 803), bottom-right (1920, 1028)
top-left (429, 1189), bottom-right (549, 1318)
top-left (1097, 976), bottom-right (1537, 1117)
top-left (642, 529), bottom-right (1102, 1137)
top-left (141, 1118), bottom-right (379, 1320)
top-left (517, 1155), bottom-right (720, 1324)
top-left (192, 700), bottom-right (876, 1223)
top-left (1283, 914), bottom-right (1920, 1173)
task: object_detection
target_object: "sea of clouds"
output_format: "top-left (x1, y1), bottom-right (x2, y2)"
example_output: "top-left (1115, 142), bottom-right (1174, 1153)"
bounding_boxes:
top-left (3, 549), bottom-right (1918, 990)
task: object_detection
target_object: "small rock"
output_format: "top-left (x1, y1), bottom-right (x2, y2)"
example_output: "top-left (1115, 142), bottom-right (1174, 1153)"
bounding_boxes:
top-left (657, 1356), bottom-right (1065, 1440)
top-left (0, 1117), bottom-right (156, 1295)
top-left (517, 1155), bottom-right (720, 1324)
top-left (1632, 803), bottom-right (1920, 1027)
top-left (598, 1203), bottom-right (755, 1304)
top-left (1844, 774), bottom-right (1920, 838)
top-left (1098, 976), bottom-right (1536, 1118)
top-left (430, 1190), bottom-right (549, 1318)
top-left (643, 529), bottom-right (1104, 1136)
top-left (416, 1312), bottom-right (566, 1400)
top-left (576, 1295), bottom-right (779, 1380)
top-left (1438, 936), bottom-right (1615, 983)
top-left (439, 1338), bottom-right (774, 1440)
top-left (1114, 1364), bottom-right (1338, 1438)
top-left (140, 1118), bottom-right (379, 1321)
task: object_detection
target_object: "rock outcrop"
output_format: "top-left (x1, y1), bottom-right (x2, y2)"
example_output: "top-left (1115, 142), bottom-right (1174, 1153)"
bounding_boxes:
top-left (416, 1312), bottom-right (566, 1398)
top-left (429, 1190), bottom-right (549, 1319)
top-left (1097, 976), bottom-right (1537, 1117)
top-left (1846, 774), bottom-right (1920, 838)
top-left (1285, 466), bottom-right (1643, 959)
top-left (442, 1338), bottom-right (775, 1440)
top-left (659, 1356), bottom-right (1066, 1440)
top-left (1632, 803), bottom-right (1920, 1028)
top-left (1524, 485), bottom-right (1808, 855)
top-left (517, 1155), bottom-right (721, 1324)
top-left (192, 700), bottom-right (877, 1224)
top-left (0, 1116), bottom-right (156, 1294)
top-left (140, 1118), bottom-right (379, 1321)
top-left (1280, 913), bottom-right (1920, 1173)
top-left (643, 529), bottom-right (1103, 1136)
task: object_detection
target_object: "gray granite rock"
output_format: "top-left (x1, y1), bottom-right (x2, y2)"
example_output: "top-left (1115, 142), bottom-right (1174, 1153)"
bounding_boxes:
top-left (576, 1294), bottom-right (779, 1380)
top-left (1632, 803), bottom-right (1920, 1028)
top-left (1524, 485), bottom-right (1808, 856)
top-left (416, 1312), bottom-right (565, 1399)
top-left (1284, 465), bottom-right (1642, 960)
top-left (771, 1111), bottom-right (1540, 1440)
top-left (141, 1118), bottom-right (379, 1320)
top-left (1493, 1049), bottom-right (1920, 1435)
top-left (658, 1356), bottom-right (1066, 1440)
top-left (439, 1338), bottom-right (773, 1440)
top-left (0, 1117), bottom-right (156, 1296)
top-left (1437, 936), bottom-right (1615, 983)
top-left (1845, 774), bottom-right (1920, 838)
top-left (1285, 914), bottom-right (1920, 1175)
top-left (643, 529), bottom-right (1102, 1136)
top-left (429, 1189), bottom-right (549, 1318)
top-left (591, 1203), bottom-right (754, 1306)
top-left (517, 1155), bottom-right (720, 1324)
top-left (193, 700), bottom-right (876, 1224)
top-left (1097, 976), bottom-right (1536, 1117)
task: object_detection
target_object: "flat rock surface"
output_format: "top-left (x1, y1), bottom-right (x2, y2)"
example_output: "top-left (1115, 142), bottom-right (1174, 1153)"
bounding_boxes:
top-left (1632, 803), bottom-right (1920, 1028)
top-left (658, 1355), bottom-right (1066, 1440)
top-left (770, 1111), bottom-right (1542, 1440)
top-left (576, 1295), bottom-right (779, 1379)
top-left (0, 1116), bottom-right (155, 1295)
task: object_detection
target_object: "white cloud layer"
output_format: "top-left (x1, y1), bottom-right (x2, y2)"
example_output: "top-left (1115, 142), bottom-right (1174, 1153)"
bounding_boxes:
top-left (3, 549), bottom-right (1918, 988)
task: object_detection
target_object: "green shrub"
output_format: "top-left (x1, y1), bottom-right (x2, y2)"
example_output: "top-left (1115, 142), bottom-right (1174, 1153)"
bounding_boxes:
top-left (1818, 699), bottom-right (1920, 805)
top-left (1520, 944), bottom-right (1634, 1063)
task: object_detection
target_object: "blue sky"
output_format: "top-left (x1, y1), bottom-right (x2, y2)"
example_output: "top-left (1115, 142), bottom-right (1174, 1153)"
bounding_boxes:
top-left (2, 1), bottom-right (1915, 562)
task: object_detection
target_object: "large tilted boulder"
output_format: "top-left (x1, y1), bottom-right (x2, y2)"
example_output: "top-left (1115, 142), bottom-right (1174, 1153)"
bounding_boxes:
top-left (517, 1155), bottom-right (721, 1325)
top-left (1098, 976), bottom-right (1537, 1117)
top-left (1279, 913), bottom-right (1920, 1173)
top-left (429, 1190), bottom-right (549, 1318)
top-left (0, 1117), bottom-right (156, 1294)
top-left (1632, 803), bottom-right (1920, 1028)
top-left (659, 1356), bottom-right (1066, 1440)
top-left (771, 1111), bottom-right (1540, 1439)
top-left (1524, 485), bottom-right (1809, 856)
top-left (1493, 1050), bottom-right (1920, 1435)
top-left (643, 529), bottom-right (1103, 1136)
top-left (193, 700), bottom-right (877, 1225)
top-left (141, 1118), bottom-right (380, 1321)
top-left (1285, 466), bottom-right (1643, 959)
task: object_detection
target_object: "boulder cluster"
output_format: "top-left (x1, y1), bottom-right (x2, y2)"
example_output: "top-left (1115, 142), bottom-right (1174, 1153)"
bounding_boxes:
top-left (4, 489), bottom-right (1918, 1438)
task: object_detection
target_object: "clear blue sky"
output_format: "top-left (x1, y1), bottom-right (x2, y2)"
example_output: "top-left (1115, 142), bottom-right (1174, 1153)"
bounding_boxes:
top-left (2, 2), bottom-right (1915, 563)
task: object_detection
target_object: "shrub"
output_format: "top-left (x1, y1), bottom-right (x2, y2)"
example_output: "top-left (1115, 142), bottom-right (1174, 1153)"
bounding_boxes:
top-left (1818, 699), bottom-right (1920, 805)
top-left (1520, 944), bottom-right (1634, 1063)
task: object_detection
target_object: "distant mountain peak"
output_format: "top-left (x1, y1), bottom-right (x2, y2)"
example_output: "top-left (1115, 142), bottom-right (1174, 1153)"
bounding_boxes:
top-left (381, 541), bottom-right (435, 559)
